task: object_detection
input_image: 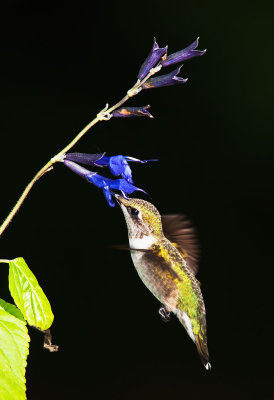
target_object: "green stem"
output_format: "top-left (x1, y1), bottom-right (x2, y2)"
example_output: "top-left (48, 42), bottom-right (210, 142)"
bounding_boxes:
top-left (0, 64), bottom-right (161, 238)
top-left (0, 259), bottom-right (10, 264)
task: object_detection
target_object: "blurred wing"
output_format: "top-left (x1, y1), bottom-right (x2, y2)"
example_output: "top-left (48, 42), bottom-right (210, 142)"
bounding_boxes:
top-left (161, 214), bottom-right (200, 275)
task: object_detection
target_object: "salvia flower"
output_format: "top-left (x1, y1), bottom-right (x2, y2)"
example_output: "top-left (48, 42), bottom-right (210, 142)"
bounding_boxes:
top-left (63, 160), bottom-right (145, 207)
top-left (112, 105), bottom-right (153, 118)
top-left (142, 66), bottom-right (187, 89)
top-left (138, 38), bottom-right (167, 81)
top-left (161, 37), bottom-right (206, 67)
top-left (65, 153), bottom-right (157, 184)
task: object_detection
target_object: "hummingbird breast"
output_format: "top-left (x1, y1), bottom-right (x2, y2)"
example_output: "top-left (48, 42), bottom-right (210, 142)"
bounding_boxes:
top-left (130, 238), bottom-right (185, 312)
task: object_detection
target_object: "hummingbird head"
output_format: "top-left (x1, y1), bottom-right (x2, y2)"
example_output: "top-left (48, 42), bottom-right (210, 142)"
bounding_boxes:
top-left (115, 195), bottom-right (163, 245)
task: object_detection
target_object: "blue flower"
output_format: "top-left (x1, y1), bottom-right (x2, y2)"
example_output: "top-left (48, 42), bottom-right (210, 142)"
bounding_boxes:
top-left (95, 155), bottom-right (157, 184)
top-left (63, 160), bottom-right (146, 207)
top-left (90, 174), bottom-right (146, 206)
top-left (65, 153), bottom-right (157, 184)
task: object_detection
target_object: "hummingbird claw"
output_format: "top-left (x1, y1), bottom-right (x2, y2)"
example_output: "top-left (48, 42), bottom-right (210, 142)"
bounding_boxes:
top-left (158, 305), bottom-right (171, 323)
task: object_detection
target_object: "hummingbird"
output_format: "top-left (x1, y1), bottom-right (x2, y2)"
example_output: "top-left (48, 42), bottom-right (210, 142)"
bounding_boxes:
top-left (115, 195), bottom-right (211, 370)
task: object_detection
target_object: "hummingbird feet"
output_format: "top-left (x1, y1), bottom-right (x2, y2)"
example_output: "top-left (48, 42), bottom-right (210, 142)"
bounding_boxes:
top-left (158, 305), bottom-right (171, 323)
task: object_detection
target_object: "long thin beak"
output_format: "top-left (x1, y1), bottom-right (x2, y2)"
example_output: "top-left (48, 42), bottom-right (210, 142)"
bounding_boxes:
top-left (110, 191), bottom-right (122, 203)
top-left (115, 194), bottom-right (124, 204)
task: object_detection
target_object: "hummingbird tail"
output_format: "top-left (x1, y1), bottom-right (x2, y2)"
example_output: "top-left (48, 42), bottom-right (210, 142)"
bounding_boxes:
top-left (176, 309), bottom-right (211, 370)
top-left (195, 334), bottom-right (211, 371)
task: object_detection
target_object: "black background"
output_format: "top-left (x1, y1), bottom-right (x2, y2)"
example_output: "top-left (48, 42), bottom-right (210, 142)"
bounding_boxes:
top-left (0, 1), bottom-right (273, 399)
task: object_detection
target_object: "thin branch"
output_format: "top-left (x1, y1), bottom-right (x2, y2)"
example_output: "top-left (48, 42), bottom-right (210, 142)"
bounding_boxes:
top-left (0, 65), bottom-right (161, 238)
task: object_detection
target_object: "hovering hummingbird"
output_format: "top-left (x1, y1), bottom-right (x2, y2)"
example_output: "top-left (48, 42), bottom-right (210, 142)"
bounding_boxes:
top-left (115, 195), bottom-right (211, 370)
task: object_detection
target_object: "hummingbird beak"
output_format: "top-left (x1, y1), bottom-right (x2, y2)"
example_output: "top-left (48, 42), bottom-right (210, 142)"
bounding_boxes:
top-left (114, 193), bottom-right (124, 204)
top-left (112, 192), bottom-right (129, 206)
top-left (110, 191), bottom-right (121, 203)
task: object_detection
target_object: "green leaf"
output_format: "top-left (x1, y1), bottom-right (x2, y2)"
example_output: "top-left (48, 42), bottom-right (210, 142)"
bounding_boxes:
top-left (0, 299), bottom-right (25, 322)
top-left (9, 257), bottom-right (54, 330)
top-left (0, 308), bottom-right (30, 400)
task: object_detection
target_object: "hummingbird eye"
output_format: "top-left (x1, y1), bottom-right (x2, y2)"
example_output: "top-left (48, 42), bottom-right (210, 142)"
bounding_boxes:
top-left (128, 207), bottom-right (139, 216)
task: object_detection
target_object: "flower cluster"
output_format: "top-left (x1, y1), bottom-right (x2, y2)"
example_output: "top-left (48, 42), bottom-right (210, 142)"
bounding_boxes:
top-left (107, 37), bottom-right (205, 119)
top-left (63, 38), bottom-right (205, 206)
top-left (64, 153), bottom-right (156, 207)
top-left (138, 37), bottom-right (205, 89)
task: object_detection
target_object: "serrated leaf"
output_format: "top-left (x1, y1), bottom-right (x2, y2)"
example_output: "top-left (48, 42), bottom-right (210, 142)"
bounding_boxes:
top-left (0, 370), bottom-right (26, 400)
top-left (0, 299), bottom-right (25, 322)
top-left (0, 308), bottom-right (30, 400)
top-left (9, 257), bottom-right (54, 330)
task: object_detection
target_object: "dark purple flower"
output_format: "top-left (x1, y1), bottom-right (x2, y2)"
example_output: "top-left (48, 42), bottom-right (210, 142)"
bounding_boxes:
top-left (138, 38), bottom-right (167, 80)
top-left (161, 37), bottom-right (206, 67)
top-left (142, 66), bottom-right (187, 89)
top-left (63, 160), bottom-right (145, 207)
top-left (112, 105), bottom-right (153, 118)
top-left (65, 152), bottom-right (105, 166)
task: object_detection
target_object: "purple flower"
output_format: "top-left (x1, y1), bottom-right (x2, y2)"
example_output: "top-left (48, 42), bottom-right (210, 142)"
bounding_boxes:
top-left (142, 66), bottom-right (187, 89)
top-left (65, 152), bottom-right (105, 166)
top-left (63, 160), bottom-right (145, 207)
top-left (161, 37), bottom-right (206, 67)
top-left (138, 38), bottom-right (167, 80)
top-left (112, 105), bottom-right (153, 118)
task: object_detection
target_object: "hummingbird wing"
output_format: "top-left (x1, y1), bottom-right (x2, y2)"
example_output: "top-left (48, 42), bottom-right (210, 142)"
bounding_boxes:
top-left (161, 214), bottom-right (200, 275)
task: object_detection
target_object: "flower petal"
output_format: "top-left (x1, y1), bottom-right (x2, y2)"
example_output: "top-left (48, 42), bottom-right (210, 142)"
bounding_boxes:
top-left (103, 186), bottom-right (116, 207)
top-left (108, 155), bottom-right (133, 183)
top-left (110, 179), bottom-right (146, 196)
top-left (88, 173), bottom-right (112, 188)
top-left (93, 155), bottom-right (110, 168)
top-left (89, 175), bottom-right (146, 203)
top-left (161, 37), bottom-right (206, 67)
top-left (142, 65), bottom-right (187, 89)
top-left (138, 38), bottom-right (167, 80)
top-left (112, 106), bottom-right (153, 118)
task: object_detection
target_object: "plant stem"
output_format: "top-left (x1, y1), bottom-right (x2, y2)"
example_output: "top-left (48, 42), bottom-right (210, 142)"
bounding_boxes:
top-left (0, 259), bottom-right (10, 264)
top-left (0, 161), bottom-right (53, 237)
top-left (0, 65), bottom-right (161, 238)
